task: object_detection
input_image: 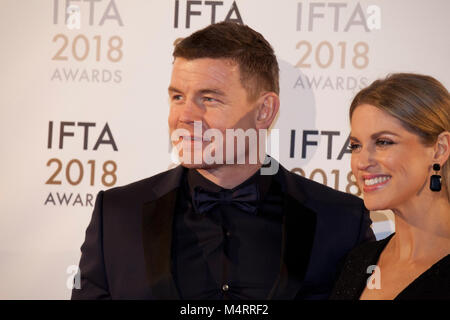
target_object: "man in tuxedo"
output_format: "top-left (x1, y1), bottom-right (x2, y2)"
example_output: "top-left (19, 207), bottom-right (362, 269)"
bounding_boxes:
top-left (72, 22), bottom-right (374, 300)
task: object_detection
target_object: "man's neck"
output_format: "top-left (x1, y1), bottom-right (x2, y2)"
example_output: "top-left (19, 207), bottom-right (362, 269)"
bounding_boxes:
top-left (196, 164), bottom-right (262, 189)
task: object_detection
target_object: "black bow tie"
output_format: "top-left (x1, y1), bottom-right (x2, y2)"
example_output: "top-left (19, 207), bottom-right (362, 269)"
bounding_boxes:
top-left (192, 183), bottom-right (259, 215)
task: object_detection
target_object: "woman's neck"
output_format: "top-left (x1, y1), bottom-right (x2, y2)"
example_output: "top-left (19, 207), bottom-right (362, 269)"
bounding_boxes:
top-left (389, 193), bottom-right (450, 262)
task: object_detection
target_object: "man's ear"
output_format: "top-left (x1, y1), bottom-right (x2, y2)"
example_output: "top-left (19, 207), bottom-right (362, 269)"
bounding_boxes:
top-left (255, 92), bottom-right (280, 129)
top-left (432, 131), bottom-right (450, 165)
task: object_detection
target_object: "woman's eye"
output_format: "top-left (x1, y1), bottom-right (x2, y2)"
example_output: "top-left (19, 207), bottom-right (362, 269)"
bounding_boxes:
top-left (376, 139), bottom-right (394, 146)
top-left (348, 143), bottom-right (361, 152)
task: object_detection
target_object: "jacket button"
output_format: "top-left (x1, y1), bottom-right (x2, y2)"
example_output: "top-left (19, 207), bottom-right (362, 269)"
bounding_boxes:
top-left (222, 284), bottom-right (229, 292)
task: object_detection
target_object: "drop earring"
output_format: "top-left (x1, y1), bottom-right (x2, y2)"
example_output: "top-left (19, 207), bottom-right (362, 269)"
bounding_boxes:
top-left (430, 163), bottom-right (442, 192)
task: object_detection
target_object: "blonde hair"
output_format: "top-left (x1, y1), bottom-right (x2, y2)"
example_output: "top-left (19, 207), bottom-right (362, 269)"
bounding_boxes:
top-left (350, 73), bottom-right (450, 200)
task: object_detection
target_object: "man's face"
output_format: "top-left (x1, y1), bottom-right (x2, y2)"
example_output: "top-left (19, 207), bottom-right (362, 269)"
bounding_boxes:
top-left (168, 57), bottom-right (260, 168)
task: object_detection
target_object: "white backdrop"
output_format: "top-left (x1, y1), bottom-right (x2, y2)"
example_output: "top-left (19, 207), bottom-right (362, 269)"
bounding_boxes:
top-left (1, 0), bottom-right (449, 299)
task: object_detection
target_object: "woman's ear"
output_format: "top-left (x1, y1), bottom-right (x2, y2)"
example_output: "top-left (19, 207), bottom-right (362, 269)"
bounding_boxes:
top-left (255, 92), bottom-right (280, 129)
top-left (433, 131), bottom-right (450, 165)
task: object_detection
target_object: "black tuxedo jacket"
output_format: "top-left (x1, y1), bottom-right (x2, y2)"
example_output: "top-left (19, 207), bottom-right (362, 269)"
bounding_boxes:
top-left (71, 161), bottom-right (374, 300)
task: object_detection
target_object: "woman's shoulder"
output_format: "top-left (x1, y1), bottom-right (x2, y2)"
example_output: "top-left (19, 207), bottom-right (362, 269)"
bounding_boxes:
top-left (396, 254), bottom-right (450, 300)
top-left (346, 233), bottom-right (394, 262)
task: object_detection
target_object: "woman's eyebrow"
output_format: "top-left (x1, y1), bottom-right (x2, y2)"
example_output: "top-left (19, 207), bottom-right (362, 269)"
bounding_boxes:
top-left (370, 130), bottom-right (400, 139)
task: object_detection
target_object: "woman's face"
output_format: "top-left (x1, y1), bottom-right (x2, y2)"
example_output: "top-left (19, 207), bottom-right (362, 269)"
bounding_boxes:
top-left (350, 104), bottom-right (435, 211)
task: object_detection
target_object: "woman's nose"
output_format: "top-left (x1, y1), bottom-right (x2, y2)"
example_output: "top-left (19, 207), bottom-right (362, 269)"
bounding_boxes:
top-left (355, 147), bottom-right (376, 170)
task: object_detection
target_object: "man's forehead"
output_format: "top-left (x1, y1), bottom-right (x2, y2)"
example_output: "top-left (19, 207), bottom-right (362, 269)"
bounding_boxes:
top-left (170, 57), bottom-right (241, 88)
top-left (172, 57), bottom-right (239, 74)
top-left (173, 56), bottom-right (237, 65)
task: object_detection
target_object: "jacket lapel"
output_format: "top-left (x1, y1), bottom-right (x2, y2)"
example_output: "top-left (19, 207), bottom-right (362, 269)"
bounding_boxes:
top-left (268, 166), bottom-right (317, 299)
top-left (141, 162), bottom-right (317, 300)
top-left (141, 166), bottom-right (185, 299)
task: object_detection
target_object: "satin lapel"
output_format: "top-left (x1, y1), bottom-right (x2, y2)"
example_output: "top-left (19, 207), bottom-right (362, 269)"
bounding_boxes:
top-left (142, 188), bottom-right (180, 299)
top-left (268, 193), bottom-right (317, 300)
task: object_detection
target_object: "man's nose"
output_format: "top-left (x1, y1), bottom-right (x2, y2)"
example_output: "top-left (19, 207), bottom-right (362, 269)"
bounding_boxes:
top-left (179, 98), bottom-right (203, 124)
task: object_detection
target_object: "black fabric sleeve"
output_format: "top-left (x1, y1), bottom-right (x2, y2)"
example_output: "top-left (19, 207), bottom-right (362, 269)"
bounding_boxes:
top-left (71, 191), bottom-right (111, 300)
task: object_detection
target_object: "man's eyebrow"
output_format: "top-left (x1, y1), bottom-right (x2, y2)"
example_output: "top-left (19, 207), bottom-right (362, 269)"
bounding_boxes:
top-left (199, 89), bottom-right (226, 96)
top-left (167, 87), bottom-right (226, 97)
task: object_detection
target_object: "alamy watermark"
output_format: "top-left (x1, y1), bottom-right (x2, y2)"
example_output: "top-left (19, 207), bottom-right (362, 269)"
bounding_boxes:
top-left (366, 265), bottom-right (381, 290)
top-left (66, 265), bottom-right (81, 290)
top-left (170, 121), bottom-right (279, 175)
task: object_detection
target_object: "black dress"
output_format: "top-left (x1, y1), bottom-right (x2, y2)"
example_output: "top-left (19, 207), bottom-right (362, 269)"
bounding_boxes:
top-left (330, 233), bottom-right (450, 300)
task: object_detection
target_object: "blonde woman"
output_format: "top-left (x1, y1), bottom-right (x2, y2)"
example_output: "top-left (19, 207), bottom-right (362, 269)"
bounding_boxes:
top-left (331, 73), bottom-right (450, 300)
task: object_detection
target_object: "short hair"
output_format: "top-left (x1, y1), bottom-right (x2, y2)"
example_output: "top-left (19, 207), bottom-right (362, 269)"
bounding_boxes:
top-left (172, 22), bottom-right (279, 101)
top-left (349, 73), bottom-right (450, 199)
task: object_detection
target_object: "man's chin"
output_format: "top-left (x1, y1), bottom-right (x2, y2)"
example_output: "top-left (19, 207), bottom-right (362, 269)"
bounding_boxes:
top-left (179, 162), bottom-right (222, 170)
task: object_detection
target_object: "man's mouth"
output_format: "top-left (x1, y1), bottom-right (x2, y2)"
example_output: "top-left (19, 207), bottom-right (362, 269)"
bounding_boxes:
top-left (181, 136), bottom-right (212, 142)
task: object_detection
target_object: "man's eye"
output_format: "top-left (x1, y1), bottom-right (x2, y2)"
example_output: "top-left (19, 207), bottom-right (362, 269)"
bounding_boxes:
top-left (172, 95), bottom-right (183, 101)
top-left (203, 97), bottom-right (216, 103)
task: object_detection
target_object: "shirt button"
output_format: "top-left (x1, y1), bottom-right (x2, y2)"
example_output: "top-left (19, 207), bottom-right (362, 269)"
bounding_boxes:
top-left (225, 231), bottom-right (231, 237)
top-left (222, 284), bottom-right (229, 292)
